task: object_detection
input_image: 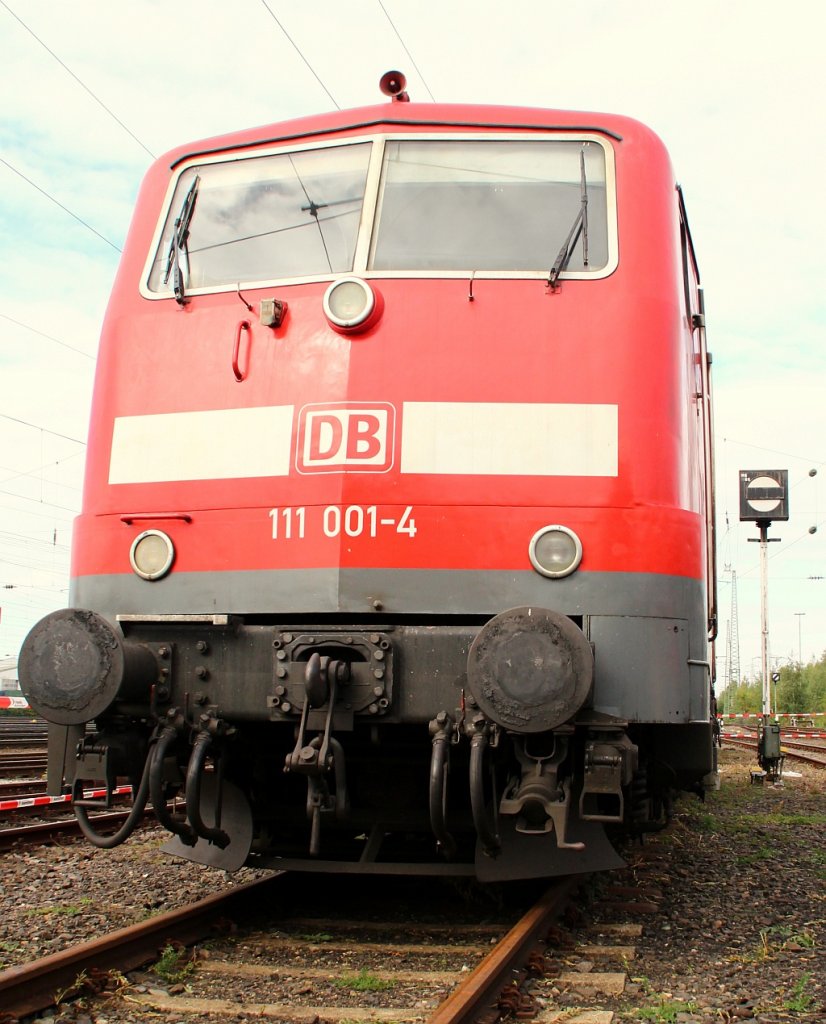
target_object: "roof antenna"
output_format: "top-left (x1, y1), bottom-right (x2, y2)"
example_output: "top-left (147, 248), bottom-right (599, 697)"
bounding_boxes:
top-left (379, 70), bottom-right (409, 102)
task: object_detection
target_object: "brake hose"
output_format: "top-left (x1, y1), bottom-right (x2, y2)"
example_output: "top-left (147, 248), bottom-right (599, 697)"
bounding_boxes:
top-left (73, 740), bottom-right (154, 849)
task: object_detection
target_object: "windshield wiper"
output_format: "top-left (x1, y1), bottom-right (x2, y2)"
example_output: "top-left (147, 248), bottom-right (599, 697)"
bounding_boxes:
top-left (547, 148), bottom-right (588, 288)
top-left (164, 175), bottom-right (200, 305)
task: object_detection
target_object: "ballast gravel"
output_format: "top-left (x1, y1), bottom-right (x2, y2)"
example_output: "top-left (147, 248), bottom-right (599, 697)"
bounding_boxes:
top-left (0, 744), bottom-right (823, 1023)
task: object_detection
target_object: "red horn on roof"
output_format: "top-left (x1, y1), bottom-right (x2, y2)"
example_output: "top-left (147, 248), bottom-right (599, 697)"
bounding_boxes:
top-left (379, 70), bottom-right (409, 102)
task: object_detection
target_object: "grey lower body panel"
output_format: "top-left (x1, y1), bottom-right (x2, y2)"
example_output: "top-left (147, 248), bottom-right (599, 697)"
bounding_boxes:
top-left (71, 567), bottom-right (711, 723)
top-left (50, 567), bottom-right (714, 879)
top-left (71, 566), bottom-right (700, 619)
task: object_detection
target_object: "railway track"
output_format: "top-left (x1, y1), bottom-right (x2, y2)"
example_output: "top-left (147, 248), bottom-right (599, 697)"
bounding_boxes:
top-left (1, 737), bottom-right (821, 1022)
top-left (723, 735), bottom-right (826, 768)
top-left (0, 758), bottom-right (46, 779)
top-left (0, 863), bottom-right (673, 1023)
top-left (0, 719), bottom-right (48, 750)
top-left (0, 873), bottom-right (580, 1021)
top-left (0, 873), bottom-right (282, 1018)
top-left (2, 750), bottom-right (823, 1021)
top-left (0, 778), bottom-right (50, 798)
top-left (0, 810), bottom-right (152, 852)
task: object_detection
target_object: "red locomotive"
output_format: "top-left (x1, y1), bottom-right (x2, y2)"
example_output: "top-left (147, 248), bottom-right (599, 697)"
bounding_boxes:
top-left (20, 73), bottom-right (717, 879)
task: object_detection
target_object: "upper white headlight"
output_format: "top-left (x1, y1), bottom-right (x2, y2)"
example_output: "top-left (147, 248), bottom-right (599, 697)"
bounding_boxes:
top-left (529, 525), bottom-right (583, 578)
top-left (323, 277), bottom-right (376, 329)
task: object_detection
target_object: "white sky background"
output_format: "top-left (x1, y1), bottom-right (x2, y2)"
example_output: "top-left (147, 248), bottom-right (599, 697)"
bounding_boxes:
top-left (1, 0), bottom-right (824, 690)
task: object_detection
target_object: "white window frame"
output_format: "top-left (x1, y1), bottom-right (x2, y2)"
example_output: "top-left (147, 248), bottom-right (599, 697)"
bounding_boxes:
top-left (140, 132), bottom-right (618, 301)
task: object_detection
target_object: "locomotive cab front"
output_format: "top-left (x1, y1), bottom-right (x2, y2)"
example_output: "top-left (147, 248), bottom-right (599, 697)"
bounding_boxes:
top-left (20, 85), bottom-right (717, 880)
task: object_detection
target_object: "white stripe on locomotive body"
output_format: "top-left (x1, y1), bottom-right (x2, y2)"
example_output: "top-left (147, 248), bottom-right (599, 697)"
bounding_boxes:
top-left (400, 402), bottom-right (618, 477)
top-left (107, 402), bottom-right (618, 484)
top-left (108, 406), bottom-right (294, 484)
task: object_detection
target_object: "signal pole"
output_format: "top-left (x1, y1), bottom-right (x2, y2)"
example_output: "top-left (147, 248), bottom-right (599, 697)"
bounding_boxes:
top-left (758, 520), bottom-right (772, 716)
top-left (739, 470), bottom-right (788, 781)
top-left (795, 611), bottom-right (805, 664)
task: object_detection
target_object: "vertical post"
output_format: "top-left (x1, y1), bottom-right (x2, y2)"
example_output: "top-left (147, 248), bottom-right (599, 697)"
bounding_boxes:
top-left (795, 611), bottom-right (805, 664)
top-left (759, 522), bottom-right (770, 717)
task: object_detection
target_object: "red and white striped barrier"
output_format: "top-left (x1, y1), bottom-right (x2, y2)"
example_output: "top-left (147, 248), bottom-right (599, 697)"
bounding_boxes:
top-left (0, 696), bottom-right (30, 710)
top-left (726, 730), bottom-right (826, 739)
top-left (717, 712), bottom-right (825, 719)
top-left (0, 785), bottom-right (133, 813)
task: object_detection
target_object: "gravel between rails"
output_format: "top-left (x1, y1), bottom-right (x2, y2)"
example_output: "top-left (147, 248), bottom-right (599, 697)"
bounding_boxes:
top-left (0, 826), bottom-right (269, 973)
top-left (0, 745), bottom-right (823, 1023)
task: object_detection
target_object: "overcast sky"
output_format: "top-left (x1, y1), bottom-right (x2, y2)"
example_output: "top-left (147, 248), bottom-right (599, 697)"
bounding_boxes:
top-left (1, 0), bottom-right (824, 692)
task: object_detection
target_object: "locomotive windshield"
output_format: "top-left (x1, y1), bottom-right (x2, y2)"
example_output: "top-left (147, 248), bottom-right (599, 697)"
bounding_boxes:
top-left (147, 136), bottom-right (610, 295)
top-left (148, 142), bottom-right (372, 291)
top-left (369, 140), bottom-right (607, 272)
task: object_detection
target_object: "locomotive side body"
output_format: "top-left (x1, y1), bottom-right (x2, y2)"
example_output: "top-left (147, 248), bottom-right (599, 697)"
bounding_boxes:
top-left (20, 98), bottom-right (716, 878)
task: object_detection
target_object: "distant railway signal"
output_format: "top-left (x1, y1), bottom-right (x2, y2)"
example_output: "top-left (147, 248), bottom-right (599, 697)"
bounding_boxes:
top-left (738, 469), bottom-right (789, 522)
top-left (740, 469), bottom-right (789, 780)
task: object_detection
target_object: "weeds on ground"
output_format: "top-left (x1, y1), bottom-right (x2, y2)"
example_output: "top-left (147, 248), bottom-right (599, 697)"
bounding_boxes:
top-left (635, 999), bottom-right (699, 1023)
top-left (23, 897), bottom-right (94, 918)
top-left (782, 971), bottom-right (816, 1012)
top-left (736, 846), bottom-right (775, 866)
top-left (55, 969), bottom-right (89, 1006)
top-left (749, 812), bottom-right (826, 828)
top-left (630, 974), bottom-right (656, 996)
top-left (759, 924), bottom-right (816, 955)
top-left (628, 973), bottom-right (699, 1021)
top-left (55, 968), bottom-right (127, 1006)
top-left (153, 942), bottom-right (197, 984)
top-left (730, 923), bottom-right (817, 963)
top-left (0, 939), bottom-right (21, 970)
top-left (333, 968), bottom-right (394, 992)
top-left (810, 849), bottom-right (826, 881)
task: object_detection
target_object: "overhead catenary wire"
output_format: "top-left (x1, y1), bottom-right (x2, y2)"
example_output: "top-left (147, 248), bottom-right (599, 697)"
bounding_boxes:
top-left (0, 158), bottom-right (122, 253)
top-left (0, 488), bottom-right (80, 516)
top-left (0, 414), bottom-right (86, 446)
top-left (1, 552), bottom-right (71, 575)
top-left (0, 529), bottom-right (71, 551)
top-left (0, 313), bottom-right (97, 361)
top-left (376, 0), bottom-right (436, 101)
top-left (722, 436), bottom-right (825, 468)
top-left (257, 1), bottom-right (340, 110)
top-left (0, 454), bottom-right (84, 490)
top-left (720, 437), bottom-right (824, 580)
top-left (0, 0), bottom-right (156, 160)
top-left (0, 501), bottom-right (77, 524)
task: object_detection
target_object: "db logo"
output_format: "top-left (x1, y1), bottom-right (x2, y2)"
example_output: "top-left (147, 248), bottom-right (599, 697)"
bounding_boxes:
top-left (296, 403), bottom-right (396, 473)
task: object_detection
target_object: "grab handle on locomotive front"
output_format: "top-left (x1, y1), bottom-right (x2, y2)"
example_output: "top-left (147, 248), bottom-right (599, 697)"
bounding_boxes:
top-left (232, 319), bottom-right (251, 381)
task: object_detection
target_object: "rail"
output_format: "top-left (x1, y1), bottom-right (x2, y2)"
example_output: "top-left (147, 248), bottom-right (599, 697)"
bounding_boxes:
top-left (429, 876), bottom-right (580, 1024)
top-left (0, 873), bottom-right (284, 1017)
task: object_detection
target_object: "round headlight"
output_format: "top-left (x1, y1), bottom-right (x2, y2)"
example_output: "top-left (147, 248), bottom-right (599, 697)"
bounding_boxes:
top-left (130, 530), bottom-right (175, 581)
top-left (529, 525), bottom-right (583, 579)
top-left (323, 277), bottom-right (376, 329)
